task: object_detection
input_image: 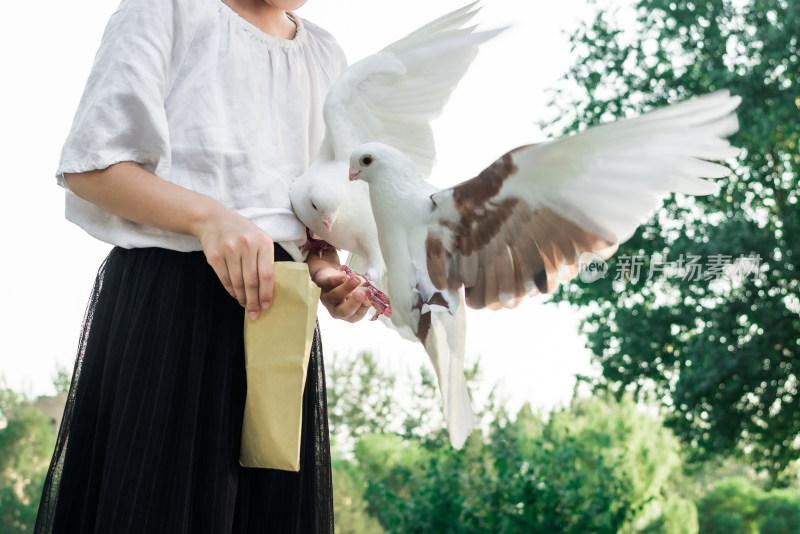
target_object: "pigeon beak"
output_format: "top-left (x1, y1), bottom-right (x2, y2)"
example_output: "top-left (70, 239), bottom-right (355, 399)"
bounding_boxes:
top-left (349, 168), bottom-right (360, 181)
top-left (322, 216), bottom-right (335, 231)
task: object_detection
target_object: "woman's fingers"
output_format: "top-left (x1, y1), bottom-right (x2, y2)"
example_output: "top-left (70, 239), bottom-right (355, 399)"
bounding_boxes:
top-left (314, 269), bottom-right (349, 293)
top-left (257, 244), bottom-right (274, 311)
top-left (325, 275), bottom-right (363, 303)
top-left (242, 247), bottom-right (261, 319)
top-left (238, 236), bottom-right (275, 319)
top-left (323, 277), bottom-right (373, 322)
top-left (342, 298), bottom-right (372, 323)
top-left (226, 255), bottom-right (246, 307)
top-left (330, 291), bottom-right (369, 321)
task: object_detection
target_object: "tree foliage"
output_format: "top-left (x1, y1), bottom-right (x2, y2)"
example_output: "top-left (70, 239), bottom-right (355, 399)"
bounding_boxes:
top-left (324, 350), bottom-right (698, 534)
top-left (327, 351), bottom-right (399, 440)
top-left (327, 351), bottom-right (482, 450)
top-left (0, 385), bottom-right (56, 533)
top-left (547, 0), bottom-right (800, 483)
top-left (697, 477), bottom-right (800, 534)
top-left (331, 458), bottom-right (386, 534)
top-left (352, 395), bottom-right (698, 533)
top-left (2, 353), bottom-right (797, 532)
top-left (326, 353), bottom-right (800, 533)
top-left (51, 365), bottom-right (71, 397)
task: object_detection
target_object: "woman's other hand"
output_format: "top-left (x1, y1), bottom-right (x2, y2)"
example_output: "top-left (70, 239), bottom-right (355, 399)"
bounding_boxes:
top-left (314, 266), bottom-right (372, 323)
top-left (306, 252), bottom-right (372, 323)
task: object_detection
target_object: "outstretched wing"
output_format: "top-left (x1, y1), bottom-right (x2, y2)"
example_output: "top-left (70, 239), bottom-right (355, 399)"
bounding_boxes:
top-left (425, 91), bottom-right (742, 309)
top-left (324, 2), bottom-right (503, 177)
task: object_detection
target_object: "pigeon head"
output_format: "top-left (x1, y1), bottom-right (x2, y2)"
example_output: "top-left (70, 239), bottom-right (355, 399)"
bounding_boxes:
top-left (306, 185), bottom-right (341, 231)
top-left (348, 142), bottom-right (420, 186)
top-left (289, 164), bottom-right (342, 232)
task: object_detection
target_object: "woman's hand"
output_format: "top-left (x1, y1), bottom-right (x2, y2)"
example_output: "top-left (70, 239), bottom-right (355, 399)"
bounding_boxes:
top-left (307, 249), bottom-right (372, 323)
top-left (192, 205), bottom-right (275, 320)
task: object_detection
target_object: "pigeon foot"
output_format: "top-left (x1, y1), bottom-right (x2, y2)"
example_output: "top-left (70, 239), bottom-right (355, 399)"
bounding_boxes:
top-left (340, 265), bottom-right (392, 320)
top-left (300, 228), bottom-right (336, 257)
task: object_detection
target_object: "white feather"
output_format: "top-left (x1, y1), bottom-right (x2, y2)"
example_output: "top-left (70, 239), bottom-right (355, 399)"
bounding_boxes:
top-left (502, 91), bottom-right (742, 241)
top-left (425, 295), bottom-right (473, 448)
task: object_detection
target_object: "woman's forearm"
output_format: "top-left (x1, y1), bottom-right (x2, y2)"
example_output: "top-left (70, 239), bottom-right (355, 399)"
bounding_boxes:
top-left (63, 161), bottom-right (224, 237)
top-left (66, 161), bottom-right (278, 318)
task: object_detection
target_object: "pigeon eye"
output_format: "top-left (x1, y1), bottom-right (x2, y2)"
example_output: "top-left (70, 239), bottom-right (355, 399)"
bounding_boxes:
top-left (361, 155), bottom-right (373, 167)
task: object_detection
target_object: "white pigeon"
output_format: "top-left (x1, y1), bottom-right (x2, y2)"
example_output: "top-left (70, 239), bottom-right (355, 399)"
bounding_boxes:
top-left (289, 2), bottom-right (503, 318)
top-left (349, 90), bottom-right (742, 448)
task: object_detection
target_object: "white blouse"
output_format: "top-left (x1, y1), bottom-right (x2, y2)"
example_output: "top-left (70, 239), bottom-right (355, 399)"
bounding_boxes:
top-left (57, 0), bottom-right (347, 260)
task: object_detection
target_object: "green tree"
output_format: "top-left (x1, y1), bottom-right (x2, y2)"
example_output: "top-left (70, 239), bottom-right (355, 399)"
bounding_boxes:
top-left (0, 385), bottom-right (57, 533)
top-left (326, 351), bottom-right (484, 450)
top-left (697, 477), bottom-right (763, 534)
top-left (757, 488), bottom-right (800, 534)
top-left (51, 365), bottom-right (71, 396)
top-left (548, 0), bottom-right (800, 483)
top-left (696, 477), bottom-right (800, 534)
top-left (327, 351), bottom-right (399, 441)
top-left (331, 458), bottom-right (386, 534)
top-left (355, 394), bottom-right (696, 533)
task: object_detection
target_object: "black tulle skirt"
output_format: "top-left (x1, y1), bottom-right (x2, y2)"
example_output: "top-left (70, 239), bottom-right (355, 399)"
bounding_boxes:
top-left (34, 246), bottom-right (333, 533)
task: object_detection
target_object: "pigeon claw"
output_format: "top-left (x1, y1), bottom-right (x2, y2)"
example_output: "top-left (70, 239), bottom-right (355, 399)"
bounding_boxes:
top-left (366, 286), bottom-right (392, 321)
top-left (340, 266), bottom-right (392, 320)
top-left (300, 228), bottom-right (336, 258)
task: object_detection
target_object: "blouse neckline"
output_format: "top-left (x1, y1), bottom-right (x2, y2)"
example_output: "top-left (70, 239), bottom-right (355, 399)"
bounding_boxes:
top-left (218, 1), bottom-right (307, 49)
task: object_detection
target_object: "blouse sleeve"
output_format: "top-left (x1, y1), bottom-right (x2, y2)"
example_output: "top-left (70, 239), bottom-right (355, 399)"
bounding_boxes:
top-left (56, 0), bottom-right (204, 186)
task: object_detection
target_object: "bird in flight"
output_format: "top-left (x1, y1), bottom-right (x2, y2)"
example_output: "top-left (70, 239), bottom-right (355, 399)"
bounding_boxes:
top-left (349, 90), bottom-right (741, 447)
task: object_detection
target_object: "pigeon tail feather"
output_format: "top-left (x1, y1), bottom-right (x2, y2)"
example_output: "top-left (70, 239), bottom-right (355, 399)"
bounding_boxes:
top-left (425, 296), bottom-right (474, 449)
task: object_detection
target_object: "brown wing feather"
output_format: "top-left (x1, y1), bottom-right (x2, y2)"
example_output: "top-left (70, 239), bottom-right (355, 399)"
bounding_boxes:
top-left (465, 266), bottom-right (487, 309)
top-left (464, 205), bottom-right (615, 309)
top-left (494, 248), bottom-right (516, 303)
top-left (426, 235), bottom-right (449, 289)
top-left (426, 145), bottom-right (618, 311)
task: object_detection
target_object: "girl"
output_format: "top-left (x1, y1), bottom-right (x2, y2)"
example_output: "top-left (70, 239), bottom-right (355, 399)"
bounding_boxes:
top-left (35, 0), bottom-right (368, 532)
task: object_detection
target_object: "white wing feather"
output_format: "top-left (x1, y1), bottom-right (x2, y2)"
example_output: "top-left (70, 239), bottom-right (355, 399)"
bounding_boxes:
top-left (323, 3), bottom-right (503, 177)
top-left (503, 90), bottom-right (741, 241)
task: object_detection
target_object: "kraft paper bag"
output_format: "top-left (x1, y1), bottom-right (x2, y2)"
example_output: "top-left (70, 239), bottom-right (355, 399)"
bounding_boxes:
top-left (240, 262), bottom-right (321, 471)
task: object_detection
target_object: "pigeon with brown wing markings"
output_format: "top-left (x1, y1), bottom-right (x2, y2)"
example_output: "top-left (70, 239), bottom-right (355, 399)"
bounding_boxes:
top-left (348, 90), bottom-right (741, 447)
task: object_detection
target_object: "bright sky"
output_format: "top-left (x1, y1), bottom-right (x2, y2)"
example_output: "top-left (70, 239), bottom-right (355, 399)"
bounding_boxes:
top-left (0, 0), bottom-right (600, 414)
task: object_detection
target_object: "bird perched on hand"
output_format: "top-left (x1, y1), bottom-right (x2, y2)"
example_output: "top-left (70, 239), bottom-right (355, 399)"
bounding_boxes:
top-left (349, 90), bottom-right (742, 448)
top-left (289, 2), bottom-right (503, 319)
